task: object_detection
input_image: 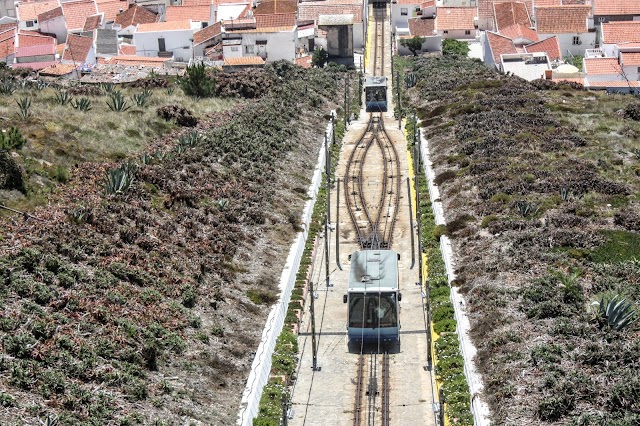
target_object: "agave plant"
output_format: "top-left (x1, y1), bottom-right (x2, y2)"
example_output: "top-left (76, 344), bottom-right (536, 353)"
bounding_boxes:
top-left (633, 148), bottom-right (640, 160)
top-left (105, 162), bottom-right (136, 195)
top-left (35, 80), bottom-right (49, 91)
top-left (166, 86), bottom-right (175, 95)
top-left (106, 91), bottom-right (130, 112)
top-left (16, 97), bottom-right (32, 119)
top-left (132, 91), bottom-right (151, 107)
top-left (591, 293), bottom-right (638, 331)
top-left (41, 414), bottom-right (59, 426)
top-left (140, 152), bottom-right (155, 165)
top-left (405, 73), bottom-right (418, 89)
top-left (0, 78), bottom-right (15, 95)
top-left (100, 82), bottom-right (115, 93)
top-left (178, 130), bottom-right (201, 148)
top-left (560, 187), bottom-right (571, 202)
top-left (72, 97), bottom-right (92, 111)
top-left (67, 206), bottom-right (89, 224)
top-left (54, 89), bottom-right (73, 106)
top-left (515, 200), bottom-right (538, 217)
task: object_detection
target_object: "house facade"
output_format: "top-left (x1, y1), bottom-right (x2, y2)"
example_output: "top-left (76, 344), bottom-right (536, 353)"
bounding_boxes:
top-left (535, 5), bottom-right (595, 56)
top-left (133, 20), bottom-right (196, 62)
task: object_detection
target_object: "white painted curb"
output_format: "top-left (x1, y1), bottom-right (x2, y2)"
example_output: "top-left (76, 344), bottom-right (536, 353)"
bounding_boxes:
top-left (237, 114), bottom-right (336, 426)
top-left (419, 127), bottom-right (492, 426)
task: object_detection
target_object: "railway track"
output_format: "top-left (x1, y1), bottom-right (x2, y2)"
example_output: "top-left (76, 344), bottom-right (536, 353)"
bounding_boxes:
top-left (344, 115), bottom-right (401, 250)
top-left (353, 352), bottom-right (391, 426)
top-left (372, 5), bottom-right (385, 76)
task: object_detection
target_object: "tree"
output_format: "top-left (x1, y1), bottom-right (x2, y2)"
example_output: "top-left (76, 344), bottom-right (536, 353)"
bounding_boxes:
top-left (312, 47), bottom-right (329, 68)
top-left (442, 39), bottom-right (470, 56)
top-left (178, 62), bottom-right (216, 98)
top-left (400, 36), bottom-right (426, 56)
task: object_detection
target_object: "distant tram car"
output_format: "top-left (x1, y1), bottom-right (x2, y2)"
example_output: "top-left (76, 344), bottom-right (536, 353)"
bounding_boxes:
top-left (364, 76), bottom-right (388, 112)
top-left (344, 250), bottom-right (401, 345)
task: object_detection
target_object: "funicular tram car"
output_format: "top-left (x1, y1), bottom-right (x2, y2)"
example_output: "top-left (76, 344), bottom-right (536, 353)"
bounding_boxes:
top-left (344, 250), bottom-right (401, 345)
top-left (364, 76), bottom-right (388, 112)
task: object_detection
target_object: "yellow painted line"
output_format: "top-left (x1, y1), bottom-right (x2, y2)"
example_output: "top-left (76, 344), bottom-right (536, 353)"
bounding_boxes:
top-left (405, 119), bottom-right (449, 426)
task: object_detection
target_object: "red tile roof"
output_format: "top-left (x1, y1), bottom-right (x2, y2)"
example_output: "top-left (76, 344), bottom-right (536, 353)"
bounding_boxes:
top-left (421, 0), bottom-right (435, 8)
top-left (118, 43), bottom-right (135, 54)
top-left (137, 20), bottom-right (192, 32)
top-left (0, 23), bottom-right (18, 33)
top-left (500, 23), bottom-right (538, 43)
top-left (182, 0), bottom-right (214, 4)
top-left (478, 0), bottom-right (532, 21)
top-left (255, 13), bottom-right (296, 28)
top-left (165, 5), bottom-right (211, 22)
top-left (396, 0), bottom-right (420, 4)
top-left (16, 43), bottom-right (55, 56)
top-left (436, 7), bottom-right (476, 31)
top-left (534, 0), bottom-right (561, 5)
top-left (62, 33), bottom-right (93, 63)
top-left (83, 14), bottom-right (102, 30)
top-left (16, 0), bottom-right (60, 22)
top-left (525, 35), bottom-right (561, 60)
top-left (18, 31), bottom-right (56, 47)
top-left (254, 0), bottom-right (297, 14)
top-left (588, 80), bottom-right (640, 88)
top-left (39, 62), bottom-right (77, 75)
top-left (486, 31), bottom-right (516, 63)
top-left (0, 29), bottom-right (16, 60)
top-left (535, 5), bottom-right (590, 34)
top-left (593, 0), bottom-right (640, 16)
top-left (621, 52), bottom-right (640, 66)
top-left (193, 21), bottom-right (222, 45)
top-left (298, 2), bottom-right (362, 23)
top-left (494, 1), bottom-right (531, 30)
top-left (115, 4), bottom-right (157, 28)
top-left (110, 55), bottom-right (170, 65)
top-left (13, 60), bottom-right (57, 70)
top-left (601, 21), bottom-right (640, 44)
top-left (583, 57), bottom-right (622, 75)
top-left (96, 0), bottom-right (128, 22)
top-left (61, 0), bottom-right (98, 31)
top-left (408, 17), bottom-right (435, 37)
top-left (294, 54), bottom-right (312, 68)
top-left (223, 56), bottom-right (265, 66)
top-left (38, 6), bottom-right (63, 22)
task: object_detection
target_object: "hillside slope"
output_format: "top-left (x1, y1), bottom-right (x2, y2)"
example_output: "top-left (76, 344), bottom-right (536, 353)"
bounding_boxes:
top-left (407, 56), bottom-right (640, 425)
top-left (0, 64), bottom-right (346, 424)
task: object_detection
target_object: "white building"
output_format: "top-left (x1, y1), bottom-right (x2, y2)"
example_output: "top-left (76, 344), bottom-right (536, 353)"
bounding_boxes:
top-left (535, 5), bottom-right (595, 57)
top-left (133, 20), bottom-right (197, 62)
top-left (392, 0), bottom-right (421, 36)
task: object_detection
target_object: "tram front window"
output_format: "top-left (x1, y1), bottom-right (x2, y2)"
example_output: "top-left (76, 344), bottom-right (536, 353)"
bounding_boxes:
top-left (365, 87), bottom-right (385, 102)
top-left (348, 292), bottom-right (397, 328)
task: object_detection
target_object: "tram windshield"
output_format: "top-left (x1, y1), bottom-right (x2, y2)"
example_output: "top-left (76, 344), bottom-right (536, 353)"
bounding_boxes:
top-left (365, 87), bottom-right (386, 102)
top-left (348, 292), bottom-right (397, 328)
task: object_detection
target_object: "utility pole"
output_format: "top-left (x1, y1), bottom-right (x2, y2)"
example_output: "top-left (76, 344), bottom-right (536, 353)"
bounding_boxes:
top-left (396, 71), bottom-right (401, 129)
top-left (336, 177), bottom-right (342, 270)
top-left (309, 276), bottom-right (319, 371)
top-left (325, 132), bottom-right (332, 288)
top-left (407, 177), bottom-right (415, 270)
top-left (281, 392), bottom-right (289, 426)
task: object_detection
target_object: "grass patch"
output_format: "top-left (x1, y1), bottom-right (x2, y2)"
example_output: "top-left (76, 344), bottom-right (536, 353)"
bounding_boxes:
top-left (591, 230), bottom-right (640, 263)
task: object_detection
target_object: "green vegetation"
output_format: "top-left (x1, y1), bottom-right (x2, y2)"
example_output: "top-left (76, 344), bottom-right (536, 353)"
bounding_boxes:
top-left (442, 39), bottom-right (470, 56)
top-left (179, 63), bottom-right (216, 98)
top-left (404, 54), bottom-right (640, 424)
top-left (312, 47), bottom-right (329, 68)
top-left (400, 36), bottom-right (426, 56)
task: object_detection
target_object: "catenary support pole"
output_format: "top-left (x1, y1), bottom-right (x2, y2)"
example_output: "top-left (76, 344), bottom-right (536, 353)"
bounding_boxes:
top-left (407, 177), bottom-right (415, 270)
top-left (336, 177), bottom-right (342, 270)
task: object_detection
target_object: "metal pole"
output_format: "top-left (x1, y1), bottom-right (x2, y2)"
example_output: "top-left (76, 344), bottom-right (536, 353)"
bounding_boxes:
top-left (309, 276), bottom-right (319, 371)
top-left (336, 177), bottom-right (342, 270)
top-left (344, 76), bottom-right (348, 125)
top-left (439, 388), bottom-right (446, 426)
top-left (407, 177), bottom-right (415, 270)
top-left (415, 173), bottom-right (423, 288)
top-left (426, 284), bottom-right (432, 369)
top-left (397, 71), bottom-right (401, 129)
top-left (281, 392), bottom-right (288, 426)
top-left (325, 133), bottom-right (332, 288)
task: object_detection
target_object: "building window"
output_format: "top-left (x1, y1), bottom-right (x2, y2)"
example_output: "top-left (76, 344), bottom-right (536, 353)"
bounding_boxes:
top-left (231, 46), bottom-right (239, 52)
top-left (401, 8), bottom-right (408, 16)
top-left (572, 36), bottom-right (581, 45)
top-left (443, 30), bottom-right (448, 34)
top-left (26, 20), bottom-right (35, 27)
top-left (465, 30), bottom-right (471, 35)
top-left (245, 45), bottom-right (254, 54)
top-left (637, 66), bottom-right (640, 74)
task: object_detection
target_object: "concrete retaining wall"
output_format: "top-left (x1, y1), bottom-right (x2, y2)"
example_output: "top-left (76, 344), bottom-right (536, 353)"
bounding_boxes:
top-left (237, 115), bottom-right (336, 425)
top-left (418, 128), bottom-right (492, 426)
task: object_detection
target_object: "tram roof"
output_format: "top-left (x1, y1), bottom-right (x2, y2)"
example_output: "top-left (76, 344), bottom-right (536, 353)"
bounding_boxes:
top-left (364, 75), bottom-right (387, 87)
top-left (348, 250), bottom-right (398, 291)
